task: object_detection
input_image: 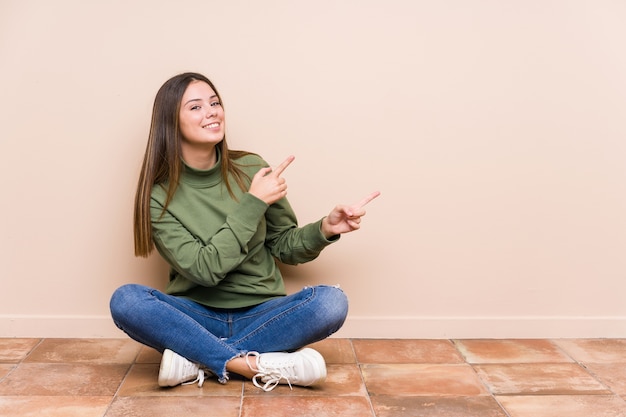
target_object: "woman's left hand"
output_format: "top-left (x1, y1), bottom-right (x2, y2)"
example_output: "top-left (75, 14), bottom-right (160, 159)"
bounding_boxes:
top-left (321, 191), bottom-right (381, 238)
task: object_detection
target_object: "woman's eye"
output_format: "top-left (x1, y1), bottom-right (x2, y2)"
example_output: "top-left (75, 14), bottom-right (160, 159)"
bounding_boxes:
top-left (190, 105), bottom-right (201, 110)
top-left (210, 101), bottom-right (221, 107)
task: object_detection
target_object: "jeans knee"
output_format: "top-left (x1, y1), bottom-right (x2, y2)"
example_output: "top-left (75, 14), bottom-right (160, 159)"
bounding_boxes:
top-left (109, 283), bottom-right (146, 322)
top-left (315, 285), bottom-right (349, 329)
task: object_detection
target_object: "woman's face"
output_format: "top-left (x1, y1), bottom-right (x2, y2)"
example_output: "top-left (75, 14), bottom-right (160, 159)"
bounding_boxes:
top-left (178, 80), bottom-right (225, 150)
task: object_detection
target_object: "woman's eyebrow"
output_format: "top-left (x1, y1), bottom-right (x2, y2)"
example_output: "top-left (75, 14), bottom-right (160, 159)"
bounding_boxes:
top-left (184, 95), bottom-right (217, 106)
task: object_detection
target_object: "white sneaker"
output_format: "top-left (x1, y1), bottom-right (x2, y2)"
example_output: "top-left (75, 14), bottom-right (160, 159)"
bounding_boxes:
top-left (247, 348), bottom-right (327, 391)
top-left (158, 349), bottom-right (206, 387)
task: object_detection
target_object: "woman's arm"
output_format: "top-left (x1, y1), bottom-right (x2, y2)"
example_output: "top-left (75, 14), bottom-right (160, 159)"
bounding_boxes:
top-left (264, 197), bottom-right (339, 265)
top-left (150, 192), bottom-right (268, 287)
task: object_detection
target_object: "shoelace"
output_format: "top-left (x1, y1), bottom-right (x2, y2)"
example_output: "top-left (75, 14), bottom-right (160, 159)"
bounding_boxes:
top-left (246, 352), bottom-right (294, 391)
top-left (181, 366), bottom-right (206, 387)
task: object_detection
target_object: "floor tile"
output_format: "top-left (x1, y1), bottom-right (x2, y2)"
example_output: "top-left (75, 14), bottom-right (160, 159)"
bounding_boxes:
top-left (362, 364), bottom-right (489, 396)
top-left (353, 339), bottom-right (465, 364)
top-left (585, 363), bottom-right (626, 396)
top-left (455, 339), bottom-right (573, 363)
top-left (241, 396), bottom-right (374, 417)
top-left (0, 363), bottom-right (129, 396)
top-left (0, 396), bottom-right (112, 417)
top-left (244, 364), bottom-right (366, 396)
top-left (371, 395), bottom-right (508, 417)
top-left (498, 395), bottom-right (626, 417)
top-left (105, 396), bottom-right (240, 417)
top-left (554, 339), bottom-right (626, 364)
top-left (117, 363), bottom-right (244, 397)
top-left (307, 338), bottom-right (356, 364)
top-left (25, 338), bottom-right (142, 364)
top-left (474, 363), bottom-right (611, 395)
top-left (0, 338), bottom-right (41, 362)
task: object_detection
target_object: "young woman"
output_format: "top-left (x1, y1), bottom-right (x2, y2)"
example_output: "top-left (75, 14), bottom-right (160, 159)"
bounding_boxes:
top-left (110, 72), bottom-right (379, 391)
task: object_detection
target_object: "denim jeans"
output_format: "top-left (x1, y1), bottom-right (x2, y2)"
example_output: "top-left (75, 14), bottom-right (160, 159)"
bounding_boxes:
top-left (109, 283), bottom-right (348, 383)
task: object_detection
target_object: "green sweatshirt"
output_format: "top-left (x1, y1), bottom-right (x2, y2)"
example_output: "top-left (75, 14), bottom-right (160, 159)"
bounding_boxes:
top-left (150, 152), bottom-right (337, 309)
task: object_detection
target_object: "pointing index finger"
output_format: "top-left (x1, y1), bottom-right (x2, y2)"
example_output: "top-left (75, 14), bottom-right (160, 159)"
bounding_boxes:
top-left (356, 191), bottom-right (381, 208)
top-left (272, 155), bottom-right (295, 176)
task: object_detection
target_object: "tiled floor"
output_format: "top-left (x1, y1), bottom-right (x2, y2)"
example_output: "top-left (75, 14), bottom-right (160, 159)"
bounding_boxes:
top-left (1, 338), bottom-right (626, 416)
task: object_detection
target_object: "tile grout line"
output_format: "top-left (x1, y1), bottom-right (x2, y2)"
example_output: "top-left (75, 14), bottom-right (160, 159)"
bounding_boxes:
top-left (101, 342), bottom-right (140, 417)
top-left (450, 339), bottom-right (514, 417)
top-left (25, 337), bottom-right (45, 359)
top-left (0, 337), bottom-right (45, 386)
top-left (550, 338), bottom-right (625, 399)
top-left (349, 338), bottom-right (378, 417)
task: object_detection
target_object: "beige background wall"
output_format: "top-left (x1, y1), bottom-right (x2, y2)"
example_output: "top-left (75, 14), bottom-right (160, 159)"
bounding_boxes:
top-left (1, 0), bottom-right (625, 339)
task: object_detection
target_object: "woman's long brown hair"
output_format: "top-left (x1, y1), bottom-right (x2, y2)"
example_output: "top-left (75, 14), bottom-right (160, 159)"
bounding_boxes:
top-left (133, 72), bottom-right (251, 257)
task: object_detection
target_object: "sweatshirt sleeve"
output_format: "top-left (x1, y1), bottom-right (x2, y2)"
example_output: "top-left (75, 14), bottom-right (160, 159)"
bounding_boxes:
top-left (264, 196), bottom-right (339, 265)
top-left (151, 192), bottom-right (268, 287)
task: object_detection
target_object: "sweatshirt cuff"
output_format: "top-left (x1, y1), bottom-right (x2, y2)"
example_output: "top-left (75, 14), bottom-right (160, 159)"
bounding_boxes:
top-left (304, 218), bottom-right (340, 249)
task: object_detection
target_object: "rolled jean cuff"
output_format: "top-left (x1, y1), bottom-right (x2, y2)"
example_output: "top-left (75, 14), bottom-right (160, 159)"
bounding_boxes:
top-left (217, 351), bottom-right (247, 384)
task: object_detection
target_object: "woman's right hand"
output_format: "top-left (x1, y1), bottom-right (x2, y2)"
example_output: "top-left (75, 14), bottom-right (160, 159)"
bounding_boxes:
top-left (248, 155), bottom-right (295, 205)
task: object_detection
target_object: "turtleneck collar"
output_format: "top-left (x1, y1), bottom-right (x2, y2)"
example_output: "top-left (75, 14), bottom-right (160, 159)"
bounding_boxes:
top-left (180, 147), bottom-right (223, 188)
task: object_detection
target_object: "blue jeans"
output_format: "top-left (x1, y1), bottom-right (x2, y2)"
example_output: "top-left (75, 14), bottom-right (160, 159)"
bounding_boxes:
top-left (109, 284), bottom-right (348, 383)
